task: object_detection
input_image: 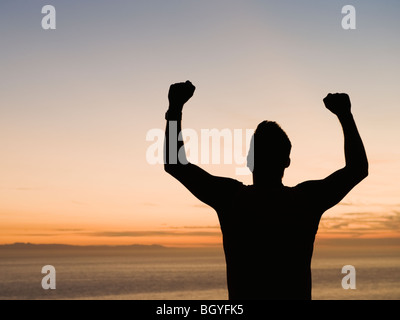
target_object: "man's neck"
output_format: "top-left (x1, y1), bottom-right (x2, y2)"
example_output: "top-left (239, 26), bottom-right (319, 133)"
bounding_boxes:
top-left (252, 173), bottom-right (284, 189)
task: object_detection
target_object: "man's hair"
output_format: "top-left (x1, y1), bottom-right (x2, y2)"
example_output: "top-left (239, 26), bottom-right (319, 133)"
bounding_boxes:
top-left (247, 121), bottom-right (292, 172)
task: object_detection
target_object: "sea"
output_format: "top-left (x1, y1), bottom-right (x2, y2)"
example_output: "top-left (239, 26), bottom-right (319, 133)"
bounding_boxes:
top-left (0, 244), bottom-right (399, 300)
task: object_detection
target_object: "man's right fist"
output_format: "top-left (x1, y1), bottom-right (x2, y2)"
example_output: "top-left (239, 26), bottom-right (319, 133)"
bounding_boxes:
top-left (168, 81), bottom-right (196, 110)
top-left (323, 93), bottom-right (351, 117)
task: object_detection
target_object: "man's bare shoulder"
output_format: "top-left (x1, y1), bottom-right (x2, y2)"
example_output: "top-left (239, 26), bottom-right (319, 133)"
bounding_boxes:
top-left (287, 180), bottom-right (322, 198)
top-left (292, 180), bottom-right (320, 190)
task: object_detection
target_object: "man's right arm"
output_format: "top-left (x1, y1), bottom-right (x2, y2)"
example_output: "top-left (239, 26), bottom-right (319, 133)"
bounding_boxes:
top-left (297, 93), bottom-right (368, 212)
top-left (164, 81), bottom-right (242, 210)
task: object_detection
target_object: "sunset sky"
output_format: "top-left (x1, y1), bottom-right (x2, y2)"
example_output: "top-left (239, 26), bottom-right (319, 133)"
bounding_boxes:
top-left (1, 0), bottom-right (399, 247)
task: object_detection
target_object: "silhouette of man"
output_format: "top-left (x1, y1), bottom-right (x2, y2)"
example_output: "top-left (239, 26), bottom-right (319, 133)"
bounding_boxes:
top-left (164, 81), bottom-right (368, 300)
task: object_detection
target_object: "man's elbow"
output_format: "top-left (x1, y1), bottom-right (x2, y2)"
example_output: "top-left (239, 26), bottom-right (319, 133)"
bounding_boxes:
top-left (351, 162), bottom-right (369, 182)
top-left (164, 163), bottom-right (180, 177)
top-left (165, 162), bottom-right (189, 179)
top-left (361, 164), bottom-right (369, 179)
top-left (358, 167), bottom-right (368, 181)
top-left (361, 158), bottom-right (369, 178)
top-left (164, 163), bottom-right (174, 174)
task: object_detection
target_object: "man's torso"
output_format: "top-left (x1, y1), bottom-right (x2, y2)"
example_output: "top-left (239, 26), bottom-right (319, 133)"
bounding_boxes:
top-left (215, 183), bottom-right (323, 300)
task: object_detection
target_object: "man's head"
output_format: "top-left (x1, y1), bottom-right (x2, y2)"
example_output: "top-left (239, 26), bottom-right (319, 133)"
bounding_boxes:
top-left (247, 121), bottom-right (291, 176)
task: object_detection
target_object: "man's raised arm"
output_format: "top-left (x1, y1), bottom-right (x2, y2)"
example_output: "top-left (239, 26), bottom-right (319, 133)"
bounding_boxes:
top-left (163, 81), bottom-right (242, 209)
top-left (324, 93), bottom-right (369, 179)
top-left (164, 80), bottom-right (195, 174)
top-left (297, 93), bottom-right (368, 212)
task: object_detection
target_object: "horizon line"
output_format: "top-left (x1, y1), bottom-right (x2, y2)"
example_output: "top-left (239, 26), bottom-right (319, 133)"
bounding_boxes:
top-left (1, 237), bottom-right (400, 248)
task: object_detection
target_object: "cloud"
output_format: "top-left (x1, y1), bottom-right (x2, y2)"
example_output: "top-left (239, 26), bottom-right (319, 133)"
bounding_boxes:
top-left (85, 230), bottom-right (221, 237)
top-left (316, 237), bottom-right (400, 247)
top-left (12, 228), bottom-right (84, 237)
top-left (15, 233), bottom-right (60, 237)
top-left (9, 227), bottom-right (222, 239)
top-left (319, 211), bottom-right (400, 237)
top-left (141, 202), bottom-right (159, 207)
top-left (338, 201), bottom-right (356, 206)
top-left (56, 228), bottom-right (85, 232)
top-left (192, 203), bottom-right (211, 209)
top-left (167, 225), bottom-right (220, 229)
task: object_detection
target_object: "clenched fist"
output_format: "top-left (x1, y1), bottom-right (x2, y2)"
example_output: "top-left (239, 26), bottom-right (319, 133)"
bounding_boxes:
top-left (323, 93), bottom-right (351, 117)
top-left (168, 81), bottom-right (196, 111)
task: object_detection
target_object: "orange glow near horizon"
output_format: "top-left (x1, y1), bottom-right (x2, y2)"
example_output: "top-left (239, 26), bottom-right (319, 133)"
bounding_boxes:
top-left (1, 2), bottom-right (400, 248)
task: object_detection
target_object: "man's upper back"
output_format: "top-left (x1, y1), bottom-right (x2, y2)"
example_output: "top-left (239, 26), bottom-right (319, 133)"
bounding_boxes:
top-left (214, 180), bottom-right (324, 300)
